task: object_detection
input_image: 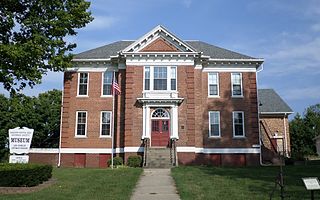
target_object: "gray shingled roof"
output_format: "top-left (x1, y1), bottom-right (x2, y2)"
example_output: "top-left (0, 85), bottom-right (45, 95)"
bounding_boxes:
top-left (185, 41), bottom-right (254, 59)
top-left (74, 41), bottom-right (133, 59)
top-left (74, 40), bottom-right (256, 59)
top-left (258, 89), bottom-right (293, 114)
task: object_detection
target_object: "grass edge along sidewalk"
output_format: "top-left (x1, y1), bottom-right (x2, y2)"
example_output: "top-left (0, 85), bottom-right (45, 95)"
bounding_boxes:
top-left (172, 165), bottom-right (320, 200)
top-left (0, 167), bottom-right (142, 200)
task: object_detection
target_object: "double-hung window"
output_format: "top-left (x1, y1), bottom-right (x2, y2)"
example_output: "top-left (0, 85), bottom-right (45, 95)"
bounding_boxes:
top-left (208, 73), bottom-right (219, 96)
top-left (170, 67), bottom-right (177, 90)
top-left (231, 73), bottom-right (243, 96)
top-left (102, 71), bottom-right (113, 96)
top-left (78, 73), bottom-right (88, 96)
top-left (144, 66), bottom-right (177, 91)
top-left (144, 67), bottom-right (150, 90)
top-left (154, 67), bottom-right (167, 90)
top-left (75, 111), bottom-right (87, 137)
top-left (209, 111), bottom-right (220, 137)
top-left (100, 111), bottom-right (111, 137)
top-left (233, 111), bottom-right (245, 137)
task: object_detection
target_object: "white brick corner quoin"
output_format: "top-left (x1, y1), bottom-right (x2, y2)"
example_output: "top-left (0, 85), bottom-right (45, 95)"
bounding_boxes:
top-left (30, 147), bottom-right (260, 154)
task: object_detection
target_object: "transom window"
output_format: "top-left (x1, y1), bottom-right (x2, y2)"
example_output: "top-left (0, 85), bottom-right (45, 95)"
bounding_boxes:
top-left (208, 73), bottom-right (219, 96)
top-left (100, 111), bottom-right (111, 137)
top-left (78, 73), bottom-right (88, 96)
top-left (233, 111), bottom-right (245, 137)
top-left (209, 111), bottom-right (220, 137)
top-left (144, 66), bottom-right (177, 91)
top-left (231, 73), bottom-right (243, 96)
top-left (76, 111), bottom-right (87, 137)
top-left (102, 71), bottom-right (113, 96)
top-left (151, 108), bottom-right (170, 119)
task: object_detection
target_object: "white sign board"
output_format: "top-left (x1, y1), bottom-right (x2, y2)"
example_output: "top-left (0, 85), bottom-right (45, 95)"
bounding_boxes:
top-left (9, 127), bottom-right (34, 154)
top-left (302, 177), bottom-right (320, 190)
top-left (9, 155), bottom-right (29, 163)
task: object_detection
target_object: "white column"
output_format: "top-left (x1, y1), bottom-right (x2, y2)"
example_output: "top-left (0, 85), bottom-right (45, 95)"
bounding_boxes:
top-left (145, 106), bottom-right (151, 138)
top-left (142, 105), bottom-right (146, 139)
top-left (171, 105), bottom-right (179, 139)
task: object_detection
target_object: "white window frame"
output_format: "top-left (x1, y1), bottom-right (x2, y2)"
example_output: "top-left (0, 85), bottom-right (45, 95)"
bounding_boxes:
top-left (231, 73), bottom-right (243, 97)
top-left (143, 66), bottom-right (177, 91)
top-left (101, 71), bottom-right (113, 97)
top-left (77, 72), bottom-right (89, 97)
top-left (75, 111), bottom-right (88, 138)
top-left (208, 111), bottom-right (221, 137)
top-left (208, 73), bottom-right (219, 97)
top-left (232, 111), bottom-right (245, 138)
top-left (100, 111), bottom-right (112, 138)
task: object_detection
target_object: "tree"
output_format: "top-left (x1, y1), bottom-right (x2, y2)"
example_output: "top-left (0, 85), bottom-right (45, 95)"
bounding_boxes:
top-left (0, 89), bottom-right (62, 161)
top-left (290, 104), bottom-right (320, 156)
top-left (0, 0), bottom-right (93, 92)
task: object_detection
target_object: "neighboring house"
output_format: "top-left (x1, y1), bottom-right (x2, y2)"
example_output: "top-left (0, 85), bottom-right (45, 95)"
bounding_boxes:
top-left (29, 25), bottom-right (292, 167)
top-left (258, 89), bottom-right (293, 164)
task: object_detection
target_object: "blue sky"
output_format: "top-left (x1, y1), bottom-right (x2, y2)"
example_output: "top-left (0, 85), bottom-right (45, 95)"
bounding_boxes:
top-left (1, 0), bottom-right (320, 118)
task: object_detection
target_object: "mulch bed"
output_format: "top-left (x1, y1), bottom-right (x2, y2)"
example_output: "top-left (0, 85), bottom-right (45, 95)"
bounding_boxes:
top-left (0, 178), bottom-right (56, 194)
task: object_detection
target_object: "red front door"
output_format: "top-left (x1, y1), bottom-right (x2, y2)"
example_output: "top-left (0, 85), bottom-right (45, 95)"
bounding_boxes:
top-left (151, 120), bottom-right (170, 147)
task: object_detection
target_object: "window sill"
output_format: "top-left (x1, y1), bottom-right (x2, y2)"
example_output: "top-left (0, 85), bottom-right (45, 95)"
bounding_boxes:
top-left (208, 136), bottom-right (221, 138)
top-left (100, 95), bottom-right (112, 98)
top-left (231, 95), bottom-right (244, 98)
top-left (74, 136), bottom-right (87, 138)
top-left (233, 136), bottom-right (246, 139)
top-left (208, 95), bottom-right (220, 98)
top-left (76, 95), bottom-right (89, 98)
top-left (99, 136), bottom-right (112, 138)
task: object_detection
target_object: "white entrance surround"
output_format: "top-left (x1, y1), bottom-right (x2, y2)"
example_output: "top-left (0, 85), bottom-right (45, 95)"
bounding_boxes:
top-left (141, 103), bottom-right (180, 140)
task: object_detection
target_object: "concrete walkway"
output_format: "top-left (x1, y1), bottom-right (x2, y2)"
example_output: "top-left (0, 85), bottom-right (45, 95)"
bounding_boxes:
top-left (130, 168), bottom-right (181, 200)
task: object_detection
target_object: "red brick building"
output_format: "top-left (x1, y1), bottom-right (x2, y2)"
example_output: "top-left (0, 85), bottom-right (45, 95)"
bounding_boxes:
top-left (30, 25), bottom-right (293, 167)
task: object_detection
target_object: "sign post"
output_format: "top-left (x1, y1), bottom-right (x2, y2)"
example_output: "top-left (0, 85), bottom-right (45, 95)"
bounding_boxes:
top-left (302, 177), bottom-right (320, 200)
top-left (9, 127), bottom-right (34, 163)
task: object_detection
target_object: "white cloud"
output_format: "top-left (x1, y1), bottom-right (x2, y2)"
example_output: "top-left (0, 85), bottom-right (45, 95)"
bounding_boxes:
top-left (182, 0), bottom-right (192, 8)
top-left (85, 15), bottom-right (118, 31)
top-left (311, 23), bottom-right (320, 32)
top-left (282, 86), bottom-right (320, 101)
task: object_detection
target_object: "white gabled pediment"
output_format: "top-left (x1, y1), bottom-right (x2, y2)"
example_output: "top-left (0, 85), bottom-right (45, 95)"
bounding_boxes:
top-left (122, 25), bottom-right (198, 53)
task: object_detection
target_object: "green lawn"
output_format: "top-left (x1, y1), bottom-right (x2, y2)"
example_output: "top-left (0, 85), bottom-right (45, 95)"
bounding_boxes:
top-left (0, 167), bottom-right (142, 200)
top-left (172, 165), bottom-right (320, 200)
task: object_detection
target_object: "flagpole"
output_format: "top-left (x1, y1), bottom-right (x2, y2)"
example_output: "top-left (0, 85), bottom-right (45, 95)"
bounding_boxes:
top-left (111, 71), bottom-right (115, 169)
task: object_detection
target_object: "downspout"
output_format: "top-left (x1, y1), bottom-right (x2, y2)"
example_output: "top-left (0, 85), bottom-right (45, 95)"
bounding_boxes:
top-left (283, 114), bottom-right (288, 157)
top-left (57, 77), bottom-right (64, 167)
top-left (256, 64), bottom-right (267, 166)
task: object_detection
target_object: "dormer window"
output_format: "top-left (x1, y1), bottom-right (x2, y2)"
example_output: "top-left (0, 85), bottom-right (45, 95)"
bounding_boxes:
top-left (144, 66), bottom-right (177, 91)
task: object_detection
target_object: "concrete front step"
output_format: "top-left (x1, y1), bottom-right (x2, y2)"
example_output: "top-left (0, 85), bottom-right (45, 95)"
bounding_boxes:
top-left (146, 148), bottom-right (172, 169)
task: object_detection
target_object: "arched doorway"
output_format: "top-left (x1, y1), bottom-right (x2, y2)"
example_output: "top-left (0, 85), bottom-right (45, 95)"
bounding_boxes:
top-left (151, 108), bottom-right (170, 147)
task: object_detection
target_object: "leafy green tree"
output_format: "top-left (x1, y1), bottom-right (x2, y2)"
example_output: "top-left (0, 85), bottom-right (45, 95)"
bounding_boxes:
top-left (290, 104), bottom-right (320, 156)
top-left (0, 94), bottom-right (10, 160)
top-left (0, 90), bottom-right (62, 161)
top-left (33, 89), bottom-right (62, 147)
top-left (0, 0), bottom-right (93, 92)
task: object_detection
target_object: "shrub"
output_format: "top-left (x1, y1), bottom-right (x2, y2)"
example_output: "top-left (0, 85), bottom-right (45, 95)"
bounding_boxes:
top-left (0, 163), bottom-right (53, 187)
top-left (107, 156), bottom-right (123, 167)
top-left (127, 156), bottom-right (142, 167)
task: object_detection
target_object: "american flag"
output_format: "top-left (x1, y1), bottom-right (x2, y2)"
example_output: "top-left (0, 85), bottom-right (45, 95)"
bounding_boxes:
top-left (112, 77), bottom-right (121, 95)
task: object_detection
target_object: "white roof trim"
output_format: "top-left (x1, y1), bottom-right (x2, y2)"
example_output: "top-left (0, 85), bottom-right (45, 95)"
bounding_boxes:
top-left (260, 112), bottom-right (294, 115)
top-left (72, 58), bottom-right (111, 62)
top-left (122, 25), bottom-right (198, 53)
top-left (208, 58), bottom-right (264, 62)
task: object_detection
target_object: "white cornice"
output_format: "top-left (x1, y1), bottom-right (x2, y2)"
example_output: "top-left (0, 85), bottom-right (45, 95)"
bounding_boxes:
top-left (72, 58), bottom-right (112, 62)
top-left (203, 67), bottom-right (257, 72)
